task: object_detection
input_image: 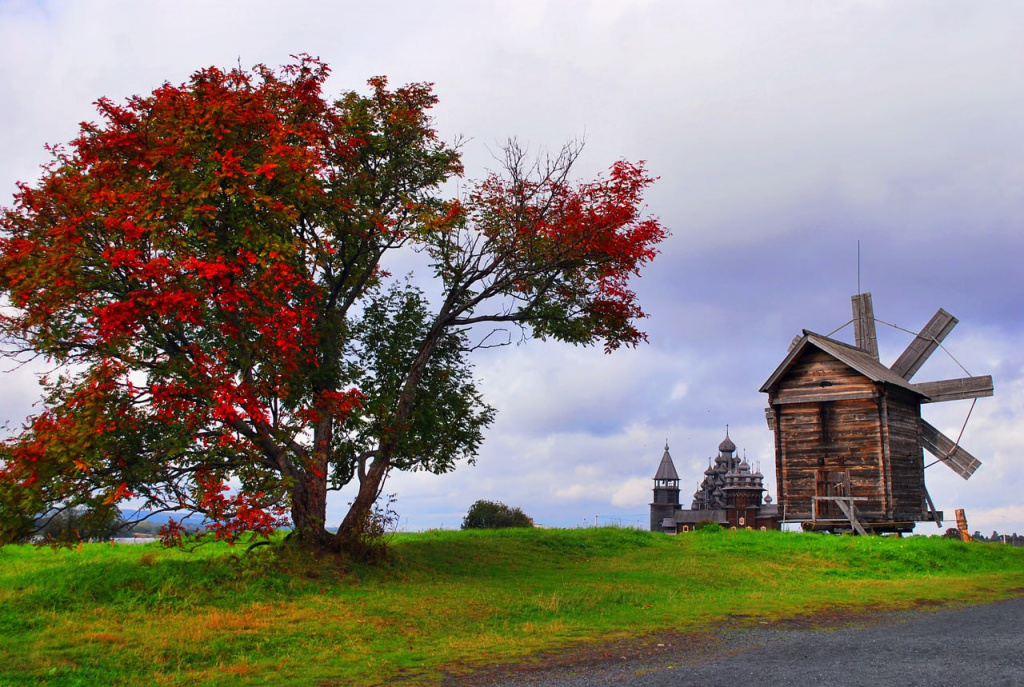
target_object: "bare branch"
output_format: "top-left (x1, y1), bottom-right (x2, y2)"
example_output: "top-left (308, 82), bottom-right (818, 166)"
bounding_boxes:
top-left (467, 327), bottom-right (513, 351)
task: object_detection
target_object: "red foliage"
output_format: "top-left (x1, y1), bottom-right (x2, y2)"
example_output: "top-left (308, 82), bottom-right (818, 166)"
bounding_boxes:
top-left (0, 57), bottom-right (375, 545)
top-left (191, 470), bottom-right (290, 543)
top-left (463, 153), bottom-right (665, 351)
top-left (0, 57), bottom-right (665, 551)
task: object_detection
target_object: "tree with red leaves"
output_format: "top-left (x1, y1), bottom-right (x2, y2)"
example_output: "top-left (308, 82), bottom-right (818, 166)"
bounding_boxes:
top-left (0, 58), bottom-right (666, 554)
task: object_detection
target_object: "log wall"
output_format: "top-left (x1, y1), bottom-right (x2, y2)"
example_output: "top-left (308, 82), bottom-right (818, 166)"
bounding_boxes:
top-left (769, 349), bottom-right (928, 524)
top-left (883, 389), bottom-right (927, 521)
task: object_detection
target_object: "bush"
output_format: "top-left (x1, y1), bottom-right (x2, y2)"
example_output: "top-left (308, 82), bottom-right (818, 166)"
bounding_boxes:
top-left (33, 506), bottom-right (124, 544)
top-left (461, 500), bottom-right (534, 529)
top-left (694, 521), bottom-right (723, 533)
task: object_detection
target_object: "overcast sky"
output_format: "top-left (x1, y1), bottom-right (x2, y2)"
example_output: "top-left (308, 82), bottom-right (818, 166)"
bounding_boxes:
top-left (2, 1), bottom-right (1022, 536)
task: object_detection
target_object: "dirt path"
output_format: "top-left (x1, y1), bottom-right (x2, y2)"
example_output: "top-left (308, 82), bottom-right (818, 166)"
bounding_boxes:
top-left (443, 595), bottom-right (1024, 686)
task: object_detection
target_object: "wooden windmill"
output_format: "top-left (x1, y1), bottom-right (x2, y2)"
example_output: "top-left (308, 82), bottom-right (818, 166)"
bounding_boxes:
top-left (760, 292), bottom-right (993, 534)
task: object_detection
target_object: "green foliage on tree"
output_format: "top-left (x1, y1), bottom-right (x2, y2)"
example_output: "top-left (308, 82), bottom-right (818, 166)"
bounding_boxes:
top-left (462, 500), bottom-right (534, 529)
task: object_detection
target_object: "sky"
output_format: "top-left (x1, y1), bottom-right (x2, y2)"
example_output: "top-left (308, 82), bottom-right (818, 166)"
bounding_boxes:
top-left (1, 0), bottom-right (1022, 536)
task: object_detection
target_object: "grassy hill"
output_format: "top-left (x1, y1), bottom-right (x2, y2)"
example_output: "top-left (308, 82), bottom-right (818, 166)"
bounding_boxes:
top-left (1, 527), bottom-right (1022, 685)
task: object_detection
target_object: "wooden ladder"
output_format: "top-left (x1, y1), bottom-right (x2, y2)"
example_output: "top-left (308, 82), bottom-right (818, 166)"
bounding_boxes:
top-left (814, 496), bottom-right (870, 536)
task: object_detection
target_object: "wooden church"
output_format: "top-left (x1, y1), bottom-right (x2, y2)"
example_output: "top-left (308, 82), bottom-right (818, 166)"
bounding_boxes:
top-left (760, 293), bottom-right (993, 534)
top-left (650, 434), bottom-right (781, 533)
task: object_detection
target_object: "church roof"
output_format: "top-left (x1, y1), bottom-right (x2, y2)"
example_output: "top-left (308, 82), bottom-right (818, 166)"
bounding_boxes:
top-left (672, 509), bottom-right (728, 525)
top-left (654, 443), bottom-right (680, 481)
top-left (718, 433), bottom-right (736, 453)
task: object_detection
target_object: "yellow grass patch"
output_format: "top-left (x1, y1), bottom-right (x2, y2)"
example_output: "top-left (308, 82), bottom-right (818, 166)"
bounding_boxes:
top-left (84, 631), bottom-right (128, 645)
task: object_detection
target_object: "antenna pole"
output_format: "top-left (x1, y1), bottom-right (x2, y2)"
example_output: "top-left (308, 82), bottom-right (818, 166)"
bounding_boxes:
top-left (857, 240), bottom-right (861, 294)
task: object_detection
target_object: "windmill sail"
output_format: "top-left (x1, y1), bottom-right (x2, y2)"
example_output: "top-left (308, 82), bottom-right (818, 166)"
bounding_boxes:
top-left (920, 419), bottom-right (981, 480)
top-left (891, 309), bottom-right (957, 380)
top-left (913, 376), bottom-right (994, 403)
top-left (851, 293), bottom-right (879, 359)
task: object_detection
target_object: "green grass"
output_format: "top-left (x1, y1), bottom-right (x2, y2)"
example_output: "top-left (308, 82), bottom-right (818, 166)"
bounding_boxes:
top-left (1, 527), bottom-right (1022, 685)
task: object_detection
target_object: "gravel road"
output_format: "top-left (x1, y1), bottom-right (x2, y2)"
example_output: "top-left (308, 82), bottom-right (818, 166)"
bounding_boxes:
top-left (446, 596), bottom-right (1024, 687)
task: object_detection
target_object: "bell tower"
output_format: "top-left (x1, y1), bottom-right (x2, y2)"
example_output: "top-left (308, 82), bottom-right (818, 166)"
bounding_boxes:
top-left (650, 442), bottom-right (681, 531)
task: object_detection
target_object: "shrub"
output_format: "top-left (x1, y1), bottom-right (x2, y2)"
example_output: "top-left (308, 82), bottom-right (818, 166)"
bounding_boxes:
top-left (461, 500), bottom-right (534, 529)
top-left (694, 521), bottom-right (723, 533)
top-left (32, 506), bottom-right (124, 545)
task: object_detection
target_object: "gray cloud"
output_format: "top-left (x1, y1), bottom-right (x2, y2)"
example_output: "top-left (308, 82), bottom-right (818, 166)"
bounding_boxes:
top-left (2, 0), bottom-right (1021, 536)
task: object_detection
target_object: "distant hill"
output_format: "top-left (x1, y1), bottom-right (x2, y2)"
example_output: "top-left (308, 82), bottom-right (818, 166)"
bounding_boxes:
top-left (117, 509), bottom-right (207, 535)
top-left (119, 509), bottom-right (204, 524)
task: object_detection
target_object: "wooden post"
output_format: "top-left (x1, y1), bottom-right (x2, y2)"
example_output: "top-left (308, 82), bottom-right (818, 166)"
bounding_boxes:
top-left (955, 508), bottom-right (972, 542)
top-left (879, 392), bottom-right (894, 519)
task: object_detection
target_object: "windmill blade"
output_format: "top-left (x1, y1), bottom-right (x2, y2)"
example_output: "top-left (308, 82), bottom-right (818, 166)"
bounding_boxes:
top-left (851, 293), bottom-right (879, 359)
top-left (913, 376), bottom-right (994, 403)
top-left (920, 419), bottom-right (981, 480)
top-left (890, 308), bottom-right (958, 380)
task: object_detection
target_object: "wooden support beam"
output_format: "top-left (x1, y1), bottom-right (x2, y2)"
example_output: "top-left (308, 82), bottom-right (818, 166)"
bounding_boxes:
top-left (770, 390), bottom-right (878, 405)
top-left (890, 308), bottom-right (957, 380)
top-left (913, 376), bottom-right (994, 403)
top-left (922, 484), bottom-right (942, 526)
top-left (851, 293), bottom-right (879, 359)
top-left (921, 419), bottom-right (981, 480)
top-left (828, 497), bottom-right (871, 536)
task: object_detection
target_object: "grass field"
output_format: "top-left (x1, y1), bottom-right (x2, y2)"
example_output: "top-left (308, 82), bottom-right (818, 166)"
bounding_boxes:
top-left (1, 527), bottom-right (1022, 685)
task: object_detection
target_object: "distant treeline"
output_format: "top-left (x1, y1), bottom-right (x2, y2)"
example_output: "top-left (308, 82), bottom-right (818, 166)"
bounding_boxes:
top-left (972, 531), bottom-right (1024, 546)
top-left (943, 528), bottom-right (1024, 546)
top-left (28, 507), bottom-right (205, 544)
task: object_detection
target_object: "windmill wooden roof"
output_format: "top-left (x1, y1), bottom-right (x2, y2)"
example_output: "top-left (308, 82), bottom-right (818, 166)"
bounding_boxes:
top-left (759, 330), bottom-right (927, 398)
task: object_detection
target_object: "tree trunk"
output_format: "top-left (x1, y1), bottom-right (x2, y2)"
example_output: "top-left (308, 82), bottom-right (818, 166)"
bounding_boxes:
top-left (334, 327), bottom-right (443, 555)
top-left (290, 471), bottom-right (331, 549)
top-left (335, 457), bottom-right (389, 552)
top-left (290, 418), bottom-right (333, 550)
